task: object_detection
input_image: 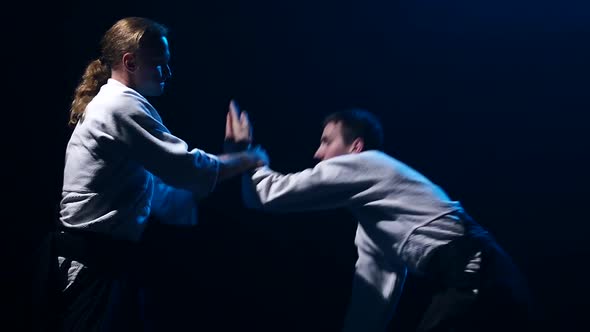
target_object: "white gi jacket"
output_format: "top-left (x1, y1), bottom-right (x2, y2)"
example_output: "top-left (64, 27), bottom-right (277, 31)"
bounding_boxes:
top-left (242, 150), bottom-right (467, 332)
top-left (60, 78), bottom-right (220, 242)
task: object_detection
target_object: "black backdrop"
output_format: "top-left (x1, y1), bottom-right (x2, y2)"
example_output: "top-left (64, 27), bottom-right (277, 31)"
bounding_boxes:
top-left (8, 0), bottom-right (589, 331)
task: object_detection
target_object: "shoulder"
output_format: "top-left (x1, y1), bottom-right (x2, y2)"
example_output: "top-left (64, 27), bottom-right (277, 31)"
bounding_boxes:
top-left (329, 151), bottom-right (421, 181)
top-left (325, 150), bottom-right (395, 167)
top-left (309, 151), bottom-right (392, 179)
top-left (84, 80), bottom-right (159, 125)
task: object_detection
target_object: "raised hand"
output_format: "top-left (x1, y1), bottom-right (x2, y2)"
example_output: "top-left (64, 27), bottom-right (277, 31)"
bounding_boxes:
top-left (225, 99), bottom-right (252, 143)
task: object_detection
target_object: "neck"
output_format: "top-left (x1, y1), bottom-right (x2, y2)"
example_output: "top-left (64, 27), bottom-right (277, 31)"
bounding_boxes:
top-left (111, 69), bottom-right (132, 88)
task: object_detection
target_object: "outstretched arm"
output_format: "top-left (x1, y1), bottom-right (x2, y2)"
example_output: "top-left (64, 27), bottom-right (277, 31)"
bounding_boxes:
top-left (242, 154), bottom-right (373, 212)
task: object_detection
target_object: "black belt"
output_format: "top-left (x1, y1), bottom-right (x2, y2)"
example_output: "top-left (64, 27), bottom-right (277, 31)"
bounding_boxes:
top-left (423, 210), bottom-right (494, 290)
top-left (54, 228), bottom-right (140, 277)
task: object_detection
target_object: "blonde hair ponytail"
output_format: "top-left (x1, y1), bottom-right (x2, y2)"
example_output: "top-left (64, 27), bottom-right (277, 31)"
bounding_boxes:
top-left (68, 59), bottom-right (110, 127)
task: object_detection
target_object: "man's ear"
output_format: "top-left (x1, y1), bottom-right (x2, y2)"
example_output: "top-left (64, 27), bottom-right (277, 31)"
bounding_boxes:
top-left (122, 53), bottom-right (137, 72)
top-left (350, 138), bottom-right (364, 153)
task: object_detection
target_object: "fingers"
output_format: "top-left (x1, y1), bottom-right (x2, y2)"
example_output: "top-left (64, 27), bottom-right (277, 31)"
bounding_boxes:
top-left (229, 99), bottom-right (242, 134)
top-left (239, 110), bottom-right (248, 125)
top-left (228, 99), bottom-right (242, 140)
top-left (240, 110), bottom-right (253, 138)
top-left (229, 99), bottom-right (240, 120)
top-left (228, 99), bottom-right (253, 141)
top-left (240, 109), bottom-right (248, 118)
top-left (225, 111), bottom-right (233, 138)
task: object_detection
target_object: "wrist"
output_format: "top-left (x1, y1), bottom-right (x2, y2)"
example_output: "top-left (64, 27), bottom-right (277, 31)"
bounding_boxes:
top-left (223, 139), bottom-right (251, 153)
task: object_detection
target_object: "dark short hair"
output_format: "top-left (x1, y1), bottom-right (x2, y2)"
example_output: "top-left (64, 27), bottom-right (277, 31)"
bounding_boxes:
top-left (323, 109), bottom-right (384, 151)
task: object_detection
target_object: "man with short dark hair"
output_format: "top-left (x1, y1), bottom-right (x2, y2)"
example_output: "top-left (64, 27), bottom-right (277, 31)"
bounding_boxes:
top-left (227, 107), bottom-right (533, 332)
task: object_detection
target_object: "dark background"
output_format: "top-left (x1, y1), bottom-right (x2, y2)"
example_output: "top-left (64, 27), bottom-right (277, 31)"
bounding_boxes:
top-left (8, 0), bottom-right (589, 331)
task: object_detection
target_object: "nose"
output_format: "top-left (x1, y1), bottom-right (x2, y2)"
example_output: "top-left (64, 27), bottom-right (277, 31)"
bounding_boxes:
top-left (313, 147), bottom-right (323, 160)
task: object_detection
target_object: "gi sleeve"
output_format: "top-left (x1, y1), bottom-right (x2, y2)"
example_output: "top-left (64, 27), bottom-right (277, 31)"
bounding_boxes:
top-left (86, 94), bottom-right (220, 196)
top-left (241, 155), bottom-right (373, 212)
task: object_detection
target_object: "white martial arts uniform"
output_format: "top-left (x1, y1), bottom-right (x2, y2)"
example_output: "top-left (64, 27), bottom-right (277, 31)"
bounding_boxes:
top-left (59, 78), bottom-right (220, 286)
top-left (242, 150), bottom-right (470, 332)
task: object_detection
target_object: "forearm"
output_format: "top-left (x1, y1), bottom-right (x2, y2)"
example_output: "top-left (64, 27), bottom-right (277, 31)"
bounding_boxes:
top-left (217, 151), bottom-right (261, 182)
top-left (243, 161), bottom-right (358, 212)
